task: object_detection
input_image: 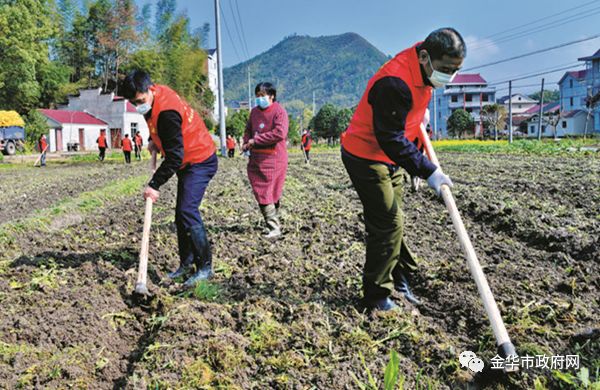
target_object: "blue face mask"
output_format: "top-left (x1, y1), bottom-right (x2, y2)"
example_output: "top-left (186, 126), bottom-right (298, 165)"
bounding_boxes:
top-left (255, 96), bottom-right (271, 109)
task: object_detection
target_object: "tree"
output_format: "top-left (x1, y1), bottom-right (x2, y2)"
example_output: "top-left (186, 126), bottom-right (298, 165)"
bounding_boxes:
top-left (225, 109), bottom-right (249, 139)
top-left (0, 0), bottom-right (57, 113)
top-left (447, 109), bottom-right (474, 139)
top-left (154, 0), bottom-right (176, 39)
top-left (331, 107), bottom-right (353, 141)
top-left (288, 114), bottom-right (300, 145)
top-left (24, 109), bottom-right (50, 146)
top-left (313, 103), bottom-right (338, 141)
top-left (529, 89), bottom-right (560, 103)
top-left (480, 104), bottom-right (507, 141)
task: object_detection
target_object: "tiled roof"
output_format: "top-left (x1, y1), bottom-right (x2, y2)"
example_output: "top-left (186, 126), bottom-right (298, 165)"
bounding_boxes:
top-left (449, 73), bottom-right (487, 85)
top-left (38, 109), bottom-right (107, 125)
top-left (523, 102), bottom-right (560, 115)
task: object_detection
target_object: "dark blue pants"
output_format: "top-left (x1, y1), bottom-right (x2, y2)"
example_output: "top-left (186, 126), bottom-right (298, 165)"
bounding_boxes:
top-left (175, 153), bottom-right (218, 266)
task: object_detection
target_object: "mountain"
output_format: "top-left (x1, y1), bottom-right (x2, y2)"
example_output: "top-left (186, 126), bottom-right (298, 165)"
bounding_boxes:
top-left (223, 33), bottom-right (390, 115)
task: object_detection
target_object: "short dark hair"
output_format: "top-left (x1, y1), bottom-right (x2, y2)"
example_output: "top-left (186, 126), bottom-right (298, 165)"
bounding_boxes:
top-left (255, 82), bottom-right (277, 101)
top-left (120, 70), bottom-right (153, 99)
top-left (419, 28), bottom-right (466, 61)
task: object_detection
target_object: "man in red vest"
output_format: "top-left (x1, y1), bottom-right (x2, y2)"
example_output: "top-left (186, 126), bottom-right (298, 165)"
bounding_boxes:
top-left (121, 134), bottom-right (133, 163)
top-left (134, 131), bottom-right (143, 160)
top-left (97, 130), bottom-right (108, 161)
top-left (38, 134), bottom-right (48, 167)
top-left (121, 70), bottom-right (218, 288)
top-left (341, 28), bottom-right (465, 311)
top-left (301, 129), bottom-right (312, 163)
top-left (226, 135), bottom-right (236, 157)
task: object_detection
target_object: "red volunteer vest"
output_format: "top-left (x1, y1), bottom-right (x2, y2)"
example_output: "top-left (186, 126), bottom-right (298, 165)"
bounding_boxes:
top-left (122, 137), bottom-right (133, 152)
top-left (226, 138), bottom-right (236, 149)
top-left (342, 43), bottom-right (432, 165)
top-left (98, 135), bottom-right (108, 148)
top-left (302, 134), bottom-right (312, 151)
top-left (147, 85), bottom-right (216, 166)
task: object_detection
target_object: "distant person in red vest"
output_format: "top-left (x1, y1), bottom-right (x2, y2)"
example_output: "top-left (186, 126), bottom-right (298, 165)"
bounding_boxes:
top-left (38, 134), bottom-right (48, 167)
top-left (341, 28), bottom-right (464, 311)
top-left (121, 70), bottom-right (218, 288)
top-left (121, 134), bottom-right (133, 163)
top-left (226, 135), bottom-right (236, 157)
top-left (97, 130), bottom-right (109, 161)
top-left (301, 129), bottom-right (312, 163)
top-left (134, 131), bottom-right (143, 160)
top-left (242, 82), bottom-right (288, 239)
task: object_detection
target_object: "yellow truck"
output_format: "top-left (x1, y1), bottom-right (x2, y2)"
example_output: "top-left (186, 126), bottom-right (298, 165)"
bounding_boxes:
top-left (0, 111), bottom-right (26, 155)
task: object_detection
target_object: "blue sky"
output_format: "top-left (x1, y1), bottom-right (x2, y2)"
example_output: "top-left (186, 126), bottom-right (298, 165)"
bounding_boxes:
top-left (137, 0), bottom-right (600, 96)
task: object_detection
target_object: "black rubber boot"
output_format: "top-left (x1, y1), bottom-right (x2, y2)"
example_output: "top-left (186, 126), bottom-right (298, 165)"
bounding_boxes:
top-left (183, 223), bottom-right (213, 288)
top-left (394, 273), bottom-right (421, 306)
top-left (362, 297), bottom-right (398, 311)
top-left (168, 225), bottom-right (195, 279)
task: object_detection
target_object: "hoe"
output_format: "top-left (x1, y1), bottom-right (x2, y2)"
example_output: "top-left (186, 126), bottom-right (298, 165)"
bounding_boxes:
top-left (420, 125), bottom-right (518, 372)
top-left (134, 152), bottom-right (157, 298)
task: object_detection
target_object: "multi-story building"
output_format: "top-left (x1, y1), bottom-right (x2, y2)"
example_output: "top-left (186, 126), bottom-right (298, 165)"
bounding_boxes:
top-left (59, 88), bottom-right (149, 148)
top-left (207, 48), bottom-right (224, 121)
top-left (497, 93), bottom-right (538, 114)
top-left (429, 74), bottom-right (496, 138)
top-left (558, 48), bottom-right (600, 134)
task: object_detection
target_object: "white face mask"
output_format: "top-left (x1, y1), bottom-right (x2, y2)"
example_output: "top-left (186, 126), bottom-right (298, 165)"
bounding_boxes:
top-left (427, 55), bottom-right (457, 88)
top-left (136, 103), bottom-right (151, 115)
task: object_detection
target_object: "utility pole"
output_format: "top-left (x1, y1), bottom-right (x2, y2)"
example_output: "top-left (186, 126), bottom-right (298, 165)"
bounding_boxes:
top-left (508, 81), bottom-right (513, 143)
top-left (214, 0), bottom-right (227, 156)
top-left (537, 78), bottom-right (545, 141)
top-left (312, 91), bottom-right (316, 115)
top-left (433, 89), bottom-right (437, 140)
top-left (247, 66), bottom-right (251, 110)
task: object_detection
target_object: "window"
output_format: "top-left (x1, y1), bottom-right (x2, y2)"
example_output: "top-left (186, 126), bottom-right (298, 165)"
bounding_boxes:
top-left (569, 79), bottom-right (573, 88)
top-left (482, 94), bottom-right (489, 102)
top-left (562, 121), bottom-right (567, 128)
top-left (518, 104), bottom-right (522, 109)
top-left (438, 98), bottom-right (441, 106)
top-left (570, 97), bottom-right (573, 107)
top-left (466, 107), bottom-right (473, 113)
top-left (466, 94), bottom-right (473, 102)
top-left (438, 111), bottom-right (441, 119)
top-left (451, 95), bottom-right (458, 102)
top-left (518, 96), bottom-right (522, 101)
top-left (542, 125), bottom-right (546, 133)
top-left (530, 125), bottom-right (535, 133)
top-left (130, 122), bottom-right (138, 135)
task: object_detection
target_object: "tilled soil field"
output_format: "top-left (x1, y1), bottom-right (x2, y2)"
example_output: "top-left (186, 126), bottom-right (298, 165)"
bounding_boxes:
top-left (0, 151), bottom-right (598, 389)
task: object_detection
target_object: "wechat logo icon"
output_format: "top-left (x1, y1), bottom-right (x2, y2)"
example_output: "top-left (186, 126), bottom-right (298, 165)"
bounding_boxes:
top-left (459, 351), bottom-right (485, 373)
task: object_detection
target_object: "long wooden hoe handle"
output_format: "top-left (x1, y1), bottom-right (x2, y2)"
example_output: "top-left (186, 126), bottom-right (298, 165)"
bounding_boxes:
top-left (420, 126), bottom-right (517, 363)
top-left (136, 197), bottom-right (153, 289)
top-left (33, 145), bottom-right (49, 167)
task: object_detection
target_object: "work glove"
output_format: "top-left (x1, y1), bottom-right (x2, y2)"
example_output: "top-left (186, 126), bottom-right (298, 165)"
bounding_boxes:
top-left (427, 168), bottom-right (453, 197)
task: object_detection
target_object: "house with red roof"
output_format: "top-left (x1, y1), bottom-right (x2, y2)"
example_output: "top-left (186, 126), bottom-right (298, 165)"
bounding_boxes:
top-left (38, 109), bottom-right (109, 152)
top-left (428, 73), bottom-right (496, 138)
top-left (58, 88), bottom-right (149, 148)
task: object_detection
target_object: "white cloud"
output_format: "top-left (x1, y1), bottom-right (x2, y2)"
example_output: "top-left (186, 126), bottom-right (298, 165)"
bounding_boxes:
top-left (463, 35), bottom-right (500, 67)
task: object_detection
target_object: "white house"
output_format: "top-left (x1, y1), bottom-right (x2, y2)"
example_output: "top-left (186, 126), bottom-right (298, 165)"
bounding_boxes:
top-left (39, 109), bottom-right (108, 152)
top-left (498, 93), bottom-right (538, 114)
top-left (59, 88), bottom-right (149, 148)
top-left (207, 48), bottom-right (220, 121)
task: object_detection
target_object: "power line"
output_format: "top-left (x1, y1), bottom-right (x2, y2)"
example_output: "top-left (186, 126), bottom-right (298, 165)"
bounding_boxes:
top-left (232, 0), bottom-right (250, 59)
top-left (488, 61), bottom-right (580, 84)
top-left (494, 81), bottom-right (559, 92)
top-left (471, 7), bottom-right (600, 51)
top-left (469, 0), bottom-right (600, 44)
top-left (226, 0), bottom-right (249, 59)
top-left (218, 6), bottom-right (243, 63)
top-left (490, 65), bottom-right (585, 85)
top-left (463, 34), bottom-right (600, 72)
